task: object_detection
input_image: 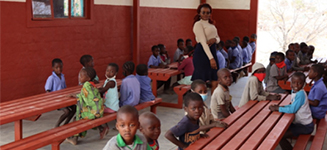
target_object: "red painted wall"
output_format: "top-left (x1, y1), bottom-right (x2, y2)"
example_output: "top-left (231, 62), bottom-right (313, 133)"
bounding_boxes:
top-left (0, 0), bottom-right (258, 102)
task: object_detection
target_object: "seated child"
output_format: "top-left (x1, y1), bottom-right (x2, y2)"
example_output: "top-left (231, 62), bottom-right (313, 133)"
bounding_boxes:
top-left (191, 79), bottom-right (228, 133)
top-left (241, 40), bottom-right (249, 65)
top-left (264, 51), bottom-right (278, 86)
top-left (216, 44), bottom-right (226, 70)
top-left (165, 93), bottom-right (217, 150)
top-left (243, 36), bottom-right (253, 62)
top-left (269, 72), bottom-right (314, 150)
top-left (210, 68), bottom-right (236, 119)
top-left (139, 112), bottom-right (161, 150)
top-left (103, 105), bottom-right (150, 150)
top-left (136, 64), bottom-right (155, 103)
top-left (174, 39), bottom-right (185, 62)
top-left (67, 67), bottom-right (108, 145)
top-left (186, 38), bottom-right (193, 47)
top-left (307, 64), bottom-right (327, 119)
top-left (249, 33), bottom-right (257, 53)
top-left (239, 63), bottom-right (281, 107)
top-left (45, 58), bottom-right (75, 127)
top-left (174, 46), bottom-right (194, 86)
top-left (266, 52), bottom-right (288, 94)
top-left (79, 55), bottom-right (99, 84)
top-left (158, 44), bottom-right (170, 65)
top-left (298, 42), bottom-right (311, 65)
top-left (120, 61), bottom-right (140, 107)
top-left (228, 40), bottom-right (242, 69)
top-left (233, 37), bottom-right (243, 67)
top-left (98, 63), bottom-right (120, 113)
top-left (285, 50), bottom-right (310, 73)
top-left (217, 41), bottom-right (229, 68)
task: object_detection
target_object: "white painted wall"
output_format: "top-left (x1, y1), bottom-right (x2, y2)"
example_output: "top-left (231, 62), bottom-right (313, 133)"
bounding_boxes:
top-left (207, 0), bottom-right (251, 10)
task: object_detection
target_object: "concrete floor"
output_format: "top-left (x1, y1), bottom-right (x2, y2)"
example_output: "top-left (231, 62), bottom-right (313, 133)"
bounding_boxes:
top-left (1, 75), bottom-right (326, 150)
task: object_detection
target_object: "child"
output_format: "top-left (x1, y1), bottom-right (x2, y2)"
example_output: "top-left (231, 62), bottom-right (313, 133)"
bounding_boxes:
top-left (45, 58), bottom-right (75, 127)
top-left (98, 63), bottom-right (120, 113)
top-left (285, 50), bottom-right (310, 73)
top-left (239, 63), bottom-right (281, 107)
top-left (233, 37), bottom-right (243, 67)
top-left (79, 55), bottom-right (99, 84)
top-left (103, 105), bottom-right (150, 150)
top-left (269, 72), bottom-right (314, 150)
top-left (174, 38), bottom-right (185, 62)
top-left (216, 44), bottom-right (226, 70)
top-left (266, 52), bottom-right (288, 93)
top-left (148, 45), bottom-right (169, 68)
top-left (165, 93), bottom-right (217, 150)
top-left (174, 46), bottom-right (194, 86)
top-left (139, 112), bottom-right (161, 150)
top-left (264, 51), bottom-right (278, 86)
top-left (186, 39), bottom-right (192, 47)
top-left (307, 64), bottom-right (327, 119)
top-left (228, 40), bottom-right (242, 69)
top-left (249, 33), bottom-right (257, 53)
top-left (67, 67), bottom-right (108, 145)
top-left (191, 79), bottom-right (228, 132)
top-left (243, 36), bottom-right (253, 62)
top-left (298, 42), bottom-right (312, 65)
top-left (241, 40), bottom-right (249, 66)
top-left (120, 61), bottom-right (140, 107)
top-left (217, 41), bottom-right (229, 68)
top-left (158, 44), bottom-right (170, 65)
top-left (288, 43), bottom-right (295, 51)
top-left (210, 68), bottom-right (236, 119)
top-left (136, 64), bottom-right (155, 103)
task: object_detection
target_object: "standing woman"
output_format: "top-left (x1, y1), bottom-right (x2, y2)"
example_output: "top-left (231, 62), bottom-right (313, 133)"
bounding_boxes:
top-left (192, 3), bottom-right (220, 93)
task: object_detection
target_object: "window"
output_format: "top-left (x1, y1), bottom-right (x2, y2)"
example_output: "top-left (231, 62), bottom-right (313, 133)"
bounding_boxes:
top-left (32, 0), bottom-right (86, 19)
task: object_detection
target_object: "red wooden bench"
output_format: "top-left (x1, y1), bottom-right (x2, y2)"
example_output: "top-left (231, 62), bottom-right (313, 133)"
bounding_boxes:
top-left (0, 98), bottom-right (162, 150)
top-left (159, 84), bottom-right (190, 108)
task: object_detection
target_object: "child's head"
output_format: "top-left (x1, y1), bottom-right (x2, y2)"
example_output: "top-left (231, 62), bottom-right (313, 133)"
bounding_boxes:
top-left (217, 68), bottom-right (232, 87)
top-left (123, 61), bottom-right (135, 77)
top-left (230, 40), bottom-right (237, 48)
top-left (184, 46), bottom-right (194, 56)
top-left (79, 67), bottom-right (96, 84)
top-left (269, 51), bottom-right (278, 65)
top-left (52, 58), bottom-right (63, 76)
top-left (186, 39), bottom-right (192, 47)
top-left (250, 33), bottom-right (257, 41)
top-left (183, 93), bottom-right (204, 121)
top-left (275, 52), bottom-right (285, 63)
top-left (286, 50), bottom-right (295, 61)
top-left (243, 36), bottom-right (250, 43)
top-left (106, 63), bottom-right (119, 78)
top-left (116, 105), bottom-right (139, 144)
top-left (291, 72), bottom-right (306, 92)
top-left (294, 43), bottom-right (300, 53)
top-left (139, 112), bottom-right (161, 142)
top-left (252, 62), bottom-right (266, 74)
top-left (80, 55), bottom-right (94, 67)
top-left (308, 45), bottom-right (315, 55)
top-left (158, 44), bottom-right (166, 55)
top-left (233, 37), bottom-right (240, 45)
top-left (308, 64), bottom-right (324, 80)
top-left (136, 64), bottom-right (148, 76)
top-left (191, 79), bottom-right (207, 101)
top-left (241, 40), bottom-right (248, 48)
top-left (288, 43), bottom-right (294, 50)
top-left (217, 41), bottom-right (224, 50)
top-left (151, 45), bottom-right (160, 57)
top-left (300, 42), bottom-right (308, 53)
top-left (177, 38), bottom-right (184, 50)
top-left (225, 40), bottom-right (232, 49)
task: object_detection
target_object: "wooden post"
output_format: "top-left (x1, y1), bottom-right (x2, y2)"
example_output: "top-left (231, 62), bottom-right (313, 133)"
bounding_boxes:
top-left (249, 0), bottom-right (259, 72)
top-left (201, 0), bottom-right (206, 4)
top-left (133, 0), bottom-right (140, 65)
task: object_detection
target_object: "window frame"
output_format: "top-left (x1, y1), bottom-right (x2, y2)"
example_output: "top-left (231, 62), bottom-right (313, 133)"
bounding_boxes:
top-left (27, 0), bottom-right (94, 28)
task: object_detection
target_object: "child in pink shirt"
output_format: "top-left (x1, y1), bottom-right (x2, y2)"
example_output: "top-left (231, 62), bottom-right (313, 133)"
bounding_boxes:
top-left (174, 46), bottom-right (194, 86)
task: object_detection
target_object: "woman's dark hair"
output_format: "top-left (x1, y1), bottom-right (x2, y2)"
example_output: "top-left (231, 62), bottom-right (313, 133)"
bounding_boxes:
top-left (194, 3), bottom-right (215, 25)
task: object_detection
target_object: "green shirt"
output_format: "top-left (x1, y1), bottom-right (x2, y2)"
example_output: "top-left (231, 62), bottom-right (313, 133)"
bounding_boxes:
top-left (103, 133), bottom-right (151, 150)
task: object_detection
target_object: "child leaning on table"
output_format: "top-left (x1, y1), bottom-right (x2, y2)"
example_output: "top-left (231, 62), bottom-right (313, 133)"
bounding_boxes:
top-left (103, 105), bottom-right (151, 150)
top-left (190, 79), bottom-right (228, 133)
top-left (210, 68), bottom-right (236, 120)
top-left (165, 93), bottom-right (217, 150)
top-left (238, 63), bottom-right (281, 108)
top-left (79, 55), bottom-right (99, 84)
top-left (45, 58), bottom-right (75, 127)
top-left (136, 64), bottom-right (155, 103)
top-left (269, 72), bottom-right (314, 150)
top-left (139, 112), bottom-right (161, 150)
top-left (66, 67), bottom-right (109, 145)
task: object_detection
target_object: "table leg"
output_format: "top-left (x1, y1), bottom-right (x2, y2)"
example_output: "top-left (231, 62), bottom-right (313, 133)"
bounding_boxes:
top-left (15, 120), bottom-right (22, 140)
top-left (152, 79), bottom-right (157, 97)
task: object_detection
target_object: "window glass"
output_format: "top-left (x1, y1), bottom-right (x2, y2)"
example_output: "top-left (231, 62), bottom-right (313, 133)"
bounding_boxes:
top-left (32, 0), bottom-right (51, 18)
top-left (71, 0), bottom-right (84, 17)
top-left (53, 0), bottom-right (69, 18)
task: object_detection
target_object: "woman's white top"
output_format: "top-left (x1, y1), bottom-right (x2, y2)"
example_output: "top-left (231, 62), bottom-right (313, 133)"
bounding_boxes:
top-left (193, 19), bottom-right (220, 60)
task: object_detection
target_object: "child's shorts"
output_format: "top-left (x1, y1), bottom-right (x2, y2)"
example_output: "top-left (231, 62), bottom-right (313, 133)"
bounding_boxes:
top-left (177, 75), bottom-right (193, 85)
top-left (290, 122), bottom-right (314, 137)
top-left (104, 107), bottom-right (116, 114)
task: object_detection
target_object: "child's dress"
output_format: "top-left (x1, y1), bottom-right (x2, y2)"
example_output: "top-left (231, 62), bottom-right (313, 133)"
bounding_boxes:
top-left (75, 81), bottom-right (104, 137)
top-left (103, 78), bottom-right (119, 113)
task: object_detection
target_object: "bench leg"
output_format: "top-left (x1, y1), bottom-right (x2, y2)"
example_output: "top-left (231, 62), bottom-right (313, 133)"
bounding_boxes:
top-left (152, 79), bottom-right (158, 97)
top-left (15, 120), bottom-right (22, 141)
top-left (51, 140), bottom-right (64, 150)
top-left (151, 105), bottom-right (158, 114)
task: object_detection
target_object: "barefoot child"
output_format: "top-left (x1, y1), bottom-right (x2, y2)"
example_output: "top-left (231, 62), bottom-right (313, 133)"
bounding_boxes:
top-left (103, 105), bottom-right (150, 150)
top-left (139, 112), bottom-right (161, 150)
top-left (79, 55), bottom-right (99, 84)
top-left (45, 58), bottom-right (75, 127)
top-left (211, 68), bottom-right (236, 119)
top-left (67, 67), bottom-right (108, 145)
top-left (269, 72), bottom-right (314, 150)
top-left (136, 64), bottom-right (155, 103)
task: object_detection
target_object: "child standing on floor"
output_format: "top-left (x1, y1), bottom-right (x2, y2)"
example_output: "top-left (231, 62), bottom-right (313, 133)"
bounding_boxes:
top-left (79, 55), bottom-right (99, 84)
top-left (210, 68), bottom-right (236, 119)
top-left (269, 72), bottom-right (314, 150)
top-left (191, 79), bottom-right (228, 133)
top-left (239, 63), bottom-right (281, 108)
top-left (307, 64), bottom-right (327, 119)
top-left (165, 93), bottom-right (217, 150)
top-left (120, 61), bottom-right (141, 107)
top-left (136, 64), bottom-right (155, 103)
top-left (103, 105), bottom-right (151, 150)
top-left (67, 67), bottom-right (108, 145)
top-left (45, 58), bottom-right (75, 127)
top-left (98, 63), bottom-right (120, 113)
top-left (139, 112), bottom-right (161, 150)
top-left (266, 52), bottom-right (288, 94)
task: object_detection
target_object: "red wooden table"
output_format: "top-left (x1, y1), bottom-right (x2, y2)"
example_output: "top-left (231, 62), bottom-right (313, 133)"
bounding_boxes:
top-left (0, 79), bottom-right (121, 141)
top-left (148, 62), bottom-right (182, 96)
top-left (186, 94), bottom-right (294, 150)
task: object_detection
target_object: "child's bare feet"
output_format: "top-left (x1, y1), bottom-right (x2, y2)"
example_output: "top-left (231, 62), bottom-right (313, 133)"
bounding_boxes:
top-left (99, 127), bottom-right (109, 139)
top-left (66, 136), bottom-right (78, 145)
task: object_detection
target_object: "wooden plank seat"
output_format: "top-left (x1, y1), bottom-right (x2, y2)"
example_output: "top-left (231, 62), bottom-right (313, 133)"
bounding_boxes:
top-left (293, 119), bottom-right (317, 150)
top-left (310, 116), bottom-right (327, 150)
top-left (159, 84), bottom-right (191, 109)
top-left (0, 98), bottom-right (162, 150)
